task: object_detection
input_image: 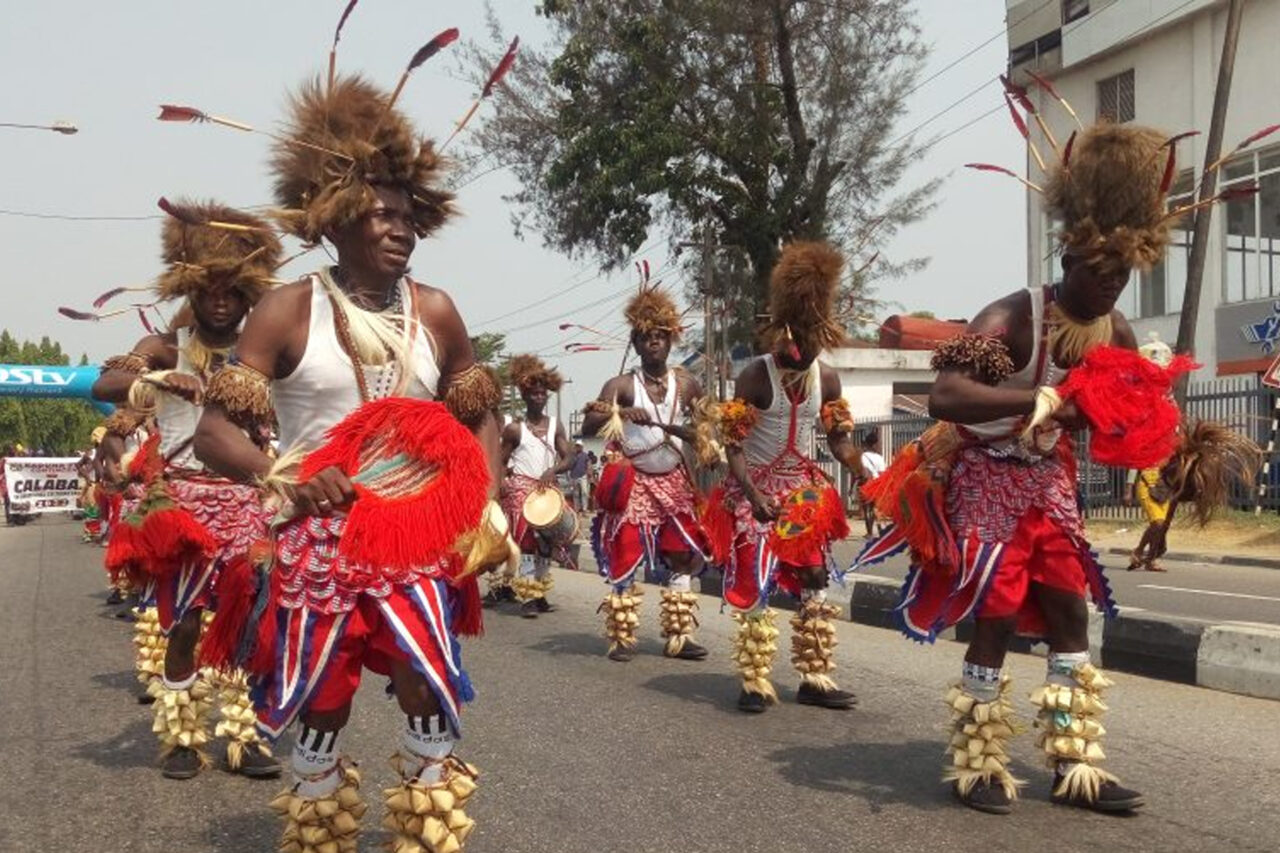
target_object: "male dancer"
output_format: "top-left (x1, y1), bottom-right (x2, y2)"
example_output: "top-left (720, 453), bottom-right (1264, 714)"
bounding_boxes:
top-left (500, 354), bottom-right (573, 617)
top-left (857, 123), bottom-right (1178, 814)
top-left (194, 71), bottom-right (503, 852)
top-left (582, 284), bottom-right (710, 662)
top-left (704, 241), bottom-right (862, 713)
top-left (92, 201), bottom-right (283, 780)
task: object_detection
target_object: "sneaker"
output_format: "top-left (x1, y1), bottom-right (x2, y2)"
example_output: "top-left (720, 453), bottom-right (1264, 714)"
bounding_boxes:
top-left (534, 597), bottom-right (556, 614)
top-left (520, 600), bottom-right (539, 619)
top-left (796, 682), bottom-right (857, 710)
top-left (607, 646), bottom-right (634, 662)
top-left (954, 778), bottom-right (1013, 815)
top-left (664, 639), bottom-right (709, 661)
top-left (737, 690), bottom-right (769, 714)
top-left (231, 745), bottom-right (282, 779)
top-left (161, 747), bottom-right (203, 780)
top-left (1051, 774), bottom-right (1144, 813)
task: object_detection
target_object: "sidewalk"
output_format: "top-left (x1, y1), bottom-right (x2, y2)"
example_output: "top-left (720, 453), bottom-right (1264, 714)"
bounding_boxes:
top-left (1085, 511), bottom-right (1280, 570)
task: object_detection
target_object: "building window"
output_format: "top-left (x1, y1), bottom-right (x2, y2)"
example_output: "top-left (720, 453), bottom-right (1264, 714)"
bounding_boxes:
top-left (1097, 69), bottom-right (1135, 123)
top-left (1063, 0), bottom-right (1090, 24)
top-left (1223, 143), bottom-right (1280, 303)
top-left (1132, 172), bottom-right (1193, 318)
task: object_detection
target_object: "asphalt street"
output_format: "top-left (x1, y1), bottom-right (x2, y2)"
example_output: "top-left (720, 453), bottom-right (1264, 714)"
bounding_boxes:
top-left (3, 518), bottom-right (1279, 853)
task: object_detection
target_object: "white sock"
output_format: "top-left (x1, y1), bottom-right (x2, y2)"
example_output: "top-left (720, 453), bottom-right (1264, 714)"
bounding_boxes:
top-left (402, 713), bottom-right (456, 785)
top-left (162, 672), bottom-right (197, 692)
top-left (668, 574), bottom-right (691, 593)
top-left (292, 726), bottom-right (341, 798)
top-left (534, 556), bottom-right (550, 579)
top-left (801, 588), bottom-right (827, 604)
top-left (519, 554), bottom-right (536, 578)
top-left (961, 661), bottom-right (1002, 702)
top-left (1047, 650), bottom-right (1091, 687)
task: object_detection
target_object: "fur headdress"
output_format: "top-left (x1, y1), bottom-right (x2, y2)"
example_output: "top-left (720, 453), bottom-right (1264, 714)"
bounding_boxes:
top-left (154, 200), bottom-right (282, 303)
top-left (509, 353), bottom-right (563, 393)
top-left (271, 75), bottom-right (454, 245)
top-left (761, 241), bottom-right (847, 356)
top-left (1044, 123), bottom-right (1172, 277)
top-left (624, 264), bottom-right (682, 338)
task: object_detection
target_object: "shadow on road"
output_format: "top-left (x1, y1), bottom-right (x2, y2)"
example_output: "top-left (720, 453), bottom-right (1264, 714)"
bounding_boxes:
top-left (201, 809), bottom-right (279, 852)
top-left (91, 668), bottom-right (142, 696)
top-left (765, 739), bottom-right (1040, 813)
top-left (525, 631), bottom-right (667, 659)
top-left (70, 717), bottom-right (154, 770)
top-left (640, 672), bottom-right (745, 715)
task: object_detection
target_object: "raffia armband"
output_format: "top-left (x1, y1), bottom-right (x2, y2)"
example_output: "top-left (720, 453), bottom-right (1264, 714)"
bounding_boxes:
top-left (443, 364), bottom-right (501, 425)
top-left (204, 362), bottom-right (273, 432)
top-left (102, 351), bottom-right (150, 375)
top-left (820, 398), bottom-right (855, 436)
top-left (103, 408), bottom-right (145, 438)
top-left (931, 333), bottom-right (1015, 386)
top-left (717, 399), bottom-right (759, 447)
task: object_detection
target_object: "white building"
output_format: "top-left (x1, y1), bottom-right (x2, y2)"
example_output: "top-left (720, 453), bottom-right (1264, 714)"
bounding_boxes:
top-left (822, 347), bottom-right (936, 419)
top-left (1006, 0), bottom-right (1280, 377)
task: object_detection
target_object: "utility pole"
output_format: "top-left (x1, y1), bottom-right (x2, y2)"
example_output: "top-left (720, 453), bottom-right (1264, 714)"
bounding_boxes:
top-left (1174, 0), bottom-right (1245, 407)
top-left (702, 229), bottom-right (715, 398)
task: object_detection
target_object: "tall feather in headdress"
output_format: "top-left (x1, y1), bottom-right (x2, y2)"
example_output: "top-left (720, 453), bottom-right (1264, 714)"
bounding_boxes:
top-left (624, 262), bottom-right (682, 340)
top-left (760, 241), bottom-right (847, 358)
top-left (270, 74), bottom-right (455, 246)
top-left (508, 353), bottom-right (563, 393)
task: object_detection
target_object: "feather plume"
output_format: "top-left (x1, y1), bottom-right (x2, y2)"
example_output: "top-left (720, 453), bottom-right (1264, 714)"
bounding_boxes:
top-left (93, 287), bottom-right (131, 308)
top-left (328, 0), bottom-right (360, 90)
top-left (965, 163), bottom-right (1042, 193)
top-left (1159, 145), bottom-right (1178, 195)
top-left (58, 306), bottom-right (99, 321)
top-left (483, 36), bottom-right (520, 97)
top-left (1002, 94), bottom-right (1046, 172)
top-left (1207, 124), bottom-right (1280, 173)
top-left (157, 197), bottom-right (201, 225)
top-left (1027, 69), bottom-right (1082, 128)
top-left (157, 104), bottom-right (207, 123)
top-left (137, 308), bottom-right (156, 334)
top-left (409, 28), bottom-right (460, 71)
top-left (1062, 130), bottom-right (1077, 166)
top-left (999, 74), bottom-right (1036, 114)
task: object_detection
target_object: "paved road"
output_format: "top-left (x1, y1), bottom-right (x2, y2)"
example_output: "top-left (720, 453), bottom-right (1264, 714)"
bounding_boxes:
top-left (3, 519), bottom-right (1279, 852)
top-left (833, 537), bottom-right (1280, 626)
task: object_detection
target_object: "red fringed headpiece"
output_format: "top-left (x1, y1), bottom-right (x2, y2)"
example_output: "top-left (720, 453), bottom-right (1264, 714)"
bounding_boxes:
top-left (1057, 345), bottom-right (1197, 469)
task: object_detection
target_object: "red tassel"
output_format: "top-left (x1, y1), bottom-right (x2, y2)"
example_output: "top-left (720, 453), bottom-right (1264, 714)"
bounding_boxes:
top-left (246, 568), bottom-right (283, 679)
top-left (137, 506), bottom-right (216, 579)
top-left (104, 521), bottom-right (147, 585)
top-left (699, 486), bottom-right (736, 566)
top-left (200, 553), bottom-right (255, 671)
top-left (1058, 345), bottom-right (1197, 468)
top-left (449, 573), bottom-right (484, 638)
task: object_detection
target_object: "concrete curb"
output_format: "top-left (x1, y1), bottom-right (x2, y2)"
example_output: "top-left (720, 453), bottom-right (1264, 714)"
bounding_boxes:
top-left (1102, 546), bottom-right (1280, 571)
top-left (845, 576), bottom-right (1280, 702)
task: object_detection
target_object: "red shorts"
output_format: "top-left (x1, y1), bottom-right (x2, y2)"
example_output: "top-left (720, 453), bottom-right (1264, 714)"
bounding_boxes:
top-left (308, 593), bottom-right (417, 713)
top-left (977, 508), bottom-right (1087, 621)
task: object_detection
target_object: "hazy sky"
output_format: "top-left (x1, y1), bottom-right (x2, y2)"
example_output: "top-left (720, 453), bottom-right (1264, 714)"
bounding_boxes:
top-left (0, 1), bottom-right (1022, 414)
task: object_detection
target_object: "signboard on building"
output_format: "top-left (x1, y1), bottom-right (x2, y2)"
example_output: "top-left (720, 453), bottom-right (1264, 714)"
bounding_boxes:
top-left (3, 457), bottom-right (82, 514)
top-left (1215, 299), bottom-right (1280, 376)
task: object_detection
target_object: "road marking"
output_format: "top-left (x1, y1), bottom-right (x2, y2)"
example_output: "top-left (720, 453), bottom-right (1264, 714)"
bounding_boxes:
top-left (1137, 584), bottom-right (1280, 603)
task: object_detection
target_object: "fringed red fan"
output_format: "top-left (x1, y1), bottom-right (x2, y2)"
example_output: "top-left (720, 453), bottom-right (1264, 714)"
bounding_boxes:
top-left (1057, 345), bottom-right (1197, 469)
top-left (299, 397), bottom-right (490, 575)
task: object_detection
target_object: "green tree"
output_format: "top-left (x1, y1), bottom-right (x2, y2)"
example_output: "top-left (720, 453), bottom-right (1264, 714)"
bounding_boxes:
top-left (0, 329), bottom-right (101, 455)
top-left (464, 0), bottom-right (936, 352)
top-left (469, 331), bottom-right (524, 417)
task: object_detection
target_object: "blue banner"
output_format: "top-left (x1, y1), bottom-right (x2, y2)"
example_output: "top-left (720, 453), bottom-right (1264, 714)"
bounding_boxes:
top-left (0, 364), bottom-right (113, 414)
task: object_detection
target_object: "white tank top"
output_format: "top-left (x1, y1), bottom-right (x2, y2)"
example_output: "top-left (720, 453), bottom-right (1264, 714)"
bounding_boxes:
top-left (273, 275), bottom-right (440, 454)
top-left (621, 369), bottom-right (684, 474)
top-left (743, 355), bottom-right (820, 470)
top-left (509, 417), bottom-right (558, 478)
top-left (156, 327), bottom-right (203, 470)
top-left (962, 285), bottom-right (1065, 457)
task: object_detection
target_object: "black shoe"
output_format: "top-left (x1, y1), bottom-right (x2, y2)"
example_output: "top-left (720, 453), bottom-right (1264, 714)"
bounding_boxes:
top-left (665, 639), bottom-right (709, 661)
top-left (607, 646), bottom-right (634, 662)
top-left (796, 682), bottom-right (857, 709)
top-left (1051, 773), bottom-right (1144, 813)
top-left (106, 589), bottom-right (126, 605)
top-left (161, 747), bottom-right (203, 780)
top-left (137, 692), bottom-right (156, 705)
top-left (737, 690), bottom-right (769, 714)
top-left (115, 608), bottom-right (136, 621)
top-left (230, 745), bottom-right (282, 779)
top-left (482, 590), bottom-right (505, 609)
top-left (534, 597), bottom-right (556, 613)
top-left (521, 600), bottom-right (539, 619)
top-left (954, 778), bottom-right (1013, 815)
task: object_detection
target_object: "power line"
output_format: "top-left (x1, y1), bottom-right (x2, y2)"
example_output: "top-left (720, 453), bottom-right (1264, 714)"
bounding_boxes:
top-left (0, 208), bottom-right (160, 222)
